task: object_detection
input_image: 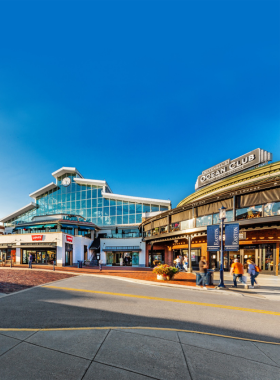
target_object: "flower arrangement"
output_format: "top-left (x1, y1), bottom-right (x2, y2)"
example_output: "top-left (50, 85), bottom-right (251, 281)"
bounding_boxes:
top-left (153, 264), bottom-right (179, 280)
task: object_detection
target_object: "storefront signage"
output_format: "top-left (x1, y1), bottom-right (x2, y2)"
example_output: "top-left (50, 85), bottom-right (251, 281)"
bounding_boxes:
top-left (32, 235), bottom-right (43, 241)
top-left (207, 225), bottom-right (220, 251)
top-left (66, 235), bottom-right (73, 243)
top-left (225, 224), bottom-right (239, 251)
top-left (195, 149), bottom-right (272, 190)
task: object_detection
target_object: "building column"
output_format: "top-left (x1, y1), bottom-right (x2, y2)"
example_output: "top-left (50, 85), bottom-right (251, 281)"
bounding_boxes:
top-left (188, 235), bottom-right (192, 272)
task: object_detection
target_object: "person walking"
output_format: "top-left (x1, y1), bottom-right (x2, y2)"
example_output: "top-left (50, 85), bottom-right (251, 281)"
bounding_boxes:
top-left (247, 259), bottom-right (257, 289)
top-left (230, 259), bottom-right (246, 287)
top-left (28, 253), bottom-right (33, 269)
top-left (197, 256), bottom-right (208, 288)
top-left (183, 255), bottom-right (188, 272)
top-left (175, 255), bottom-right (181, 270)
top-left (179, 254), bottom-right (184, 271)
top-left (99, 259), bottom-right (103, 272)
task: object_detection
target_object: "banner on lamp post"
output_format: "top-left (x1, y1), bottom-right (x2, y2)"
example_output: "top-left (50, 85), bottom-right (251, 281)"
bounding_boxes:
top-left (207, 225), bottom-right (220, 251)
top-left (225, 224), bottom-right (239, 251)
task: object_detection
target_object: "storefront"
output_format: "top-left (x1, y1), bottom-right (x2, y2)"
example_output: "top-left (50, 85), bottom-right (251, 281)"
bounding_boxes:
top-left (105, 249), bottom-right (140, 266)
top-left (22, 249), bottom-right (56, 265)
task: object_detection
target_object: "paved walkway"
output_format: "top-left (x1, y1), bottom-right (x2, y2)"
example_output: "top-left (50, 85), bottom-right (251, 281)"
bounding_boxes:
top-left (0, 327), bottom-right (279, 379)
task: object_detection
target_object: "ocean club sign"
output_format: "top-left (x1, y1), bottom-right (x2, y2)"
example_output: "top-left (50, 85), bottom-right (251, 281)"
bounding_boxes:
top-left (195, 149), bottom-right (272, 190)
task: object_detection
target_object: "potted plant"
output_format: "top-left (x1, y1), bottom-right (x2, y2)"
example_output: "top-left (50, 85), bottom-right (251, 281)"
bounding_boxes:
top-left (153, 264), bottom-right (179, 281)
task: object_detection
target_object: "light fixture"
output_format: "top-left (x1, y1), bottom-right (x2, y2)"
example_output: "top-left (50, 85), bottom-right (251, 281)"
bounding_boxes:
top-left (219, 206), bottom-right (227, 220)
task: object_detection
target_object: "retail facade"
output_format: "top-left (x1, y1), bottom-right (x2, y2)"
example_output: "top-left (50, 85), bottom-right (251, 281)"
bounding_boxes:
top-left (0, 167), bottom-right (171, 266)
top-left (141, 150), bottom-right (280, 276)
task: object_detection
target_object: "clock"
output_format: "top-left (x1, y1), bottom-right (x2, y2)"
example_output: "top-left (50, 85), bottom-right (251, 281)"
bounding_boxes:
top-left (62, 177), bottom-right (71, 187)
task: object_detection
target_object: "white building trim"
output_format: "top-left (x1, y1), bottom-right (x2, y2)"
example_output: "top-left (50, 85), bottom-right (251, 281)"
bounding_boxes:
top-left (29, 182), bottom-right (58, 199)
top-left (101, 191), bottom-right (171, 207)
top-left (52, 167), bottom-right (83, 179)
top-left (0, 203), bottom-right (37, 223)
top-left (74, 178), bottom-right (106, 187)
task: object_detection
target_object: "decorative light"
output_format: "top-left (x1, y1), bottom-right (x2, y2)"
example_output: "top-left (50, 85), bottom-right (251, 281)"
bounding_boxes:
top-left (219, 206), bottom-right (227, 220)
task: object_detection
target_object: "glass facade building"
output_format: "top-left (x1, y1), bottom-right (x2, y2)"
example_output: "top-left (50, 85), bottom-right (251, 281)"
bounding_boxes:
top-left (3, 169), bottom-right (170, 228)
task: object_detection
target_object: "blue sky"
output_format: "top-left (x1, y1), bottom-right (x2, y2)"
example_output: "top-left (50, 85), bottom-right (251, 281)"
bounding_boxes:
top-left (0, 0), bottom-right (279, 219)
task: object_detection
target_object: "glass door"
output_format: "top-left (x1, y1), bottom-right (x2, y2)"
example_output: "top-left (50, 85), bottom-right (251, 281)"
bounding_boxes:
top-left (65, 251), bottom-right (70, 266)
top-left (132, 252), bottom-right (139, 266)
top-left (260, 244), bottom-right (275, 272)
top-left (107, 252), bottom-right (113, 265)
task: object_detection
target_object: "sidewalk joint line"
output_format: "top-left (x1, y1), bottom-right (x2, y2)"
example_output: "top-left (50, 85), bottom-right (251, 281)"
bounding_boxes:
top-left (177, 332), bottom-right (193, 380)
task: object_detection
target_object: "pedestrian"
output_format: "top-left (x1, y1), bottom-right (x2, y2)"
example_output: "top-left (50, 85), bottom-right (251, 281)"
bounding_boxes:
top-left (183, 255), bottom-right (188, 272)
top-left (179, 254), bottom-right (184, 270)
top-left (28, 253), bottom-right (33, 269)
top-left (247, 259), bottom-right (257, 289)
top-left (230, 259), bottom-right (246, 287)
top-left (175, 255), bottom-right (181, 270)
top-left (253, 262), bottom-right (261, 286)
top-left (196, 256), bottom-right (208, 288)
top-left (99, 259), bottom-right (103, 272)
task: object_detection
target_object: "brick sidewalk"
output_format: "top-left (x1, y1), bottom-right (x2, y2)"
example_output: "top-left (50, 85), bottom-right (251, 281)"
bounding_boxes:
top-left (0, 269), bottom-right (76, 294)
top-left (7, 265), bottom-right (208, 288)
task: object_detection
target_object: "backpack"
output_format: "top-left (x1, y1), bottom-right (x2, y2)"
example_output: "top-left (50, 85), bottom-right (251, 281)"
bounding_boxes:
top-left (255, 265), bottom-right (261, 272)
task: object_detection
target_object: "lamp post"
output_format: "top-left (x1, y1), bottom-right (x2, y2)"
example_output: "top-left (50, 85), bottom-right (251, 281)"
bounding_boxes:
top-left (218, 206), bottom-right (227, 288)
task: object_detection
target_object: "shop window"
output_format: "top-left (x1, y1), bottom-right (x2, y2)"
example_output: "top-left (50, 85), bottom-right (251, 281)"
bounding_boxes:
top-left (196, 215), bottom-right (212, 227)
top-left (170, 222), bottom-right (180, 232)
top-left (146, 230), bottom-right (151, 237)
top-left (159, 226), bottom-right (168, 234)
top-left (264, 202), bottom-right (280, 217)
top-left (152, 227), bottom-right (160, 236)
top-left (236, 205), bottom-right (262, 220)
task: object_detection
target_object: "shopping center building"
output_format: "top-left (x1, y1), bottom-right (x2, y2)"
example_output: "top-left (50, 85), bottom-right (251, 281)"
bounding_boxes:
top-left (0, 167), bottom-right (171, 266)
top-left (141, 149), bottom-right (280, 275)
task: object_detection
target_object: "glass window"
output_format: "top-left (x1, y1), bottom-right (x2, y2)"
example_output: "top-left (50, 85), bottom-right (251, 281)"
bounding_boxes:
top-left (81, 191), bottom-right (86, 200)
top-left (97, 188), bottom-right (102, 197)
top-left (104, 198), bottom-right (110, 207)
top-left (81, 200), bottom-right (86, 209)
top-left (123, 202), bottom-right (129, 214)
top-left (160, 226), bottom-right (168, 234)
top-left (87, 200), bottom-right (91, 208)
top-left (104, 207), bottom-right (109, 216)
top-left (92, 198), bottom-right (97, 207)
top-left (117, 216), bottom-right (122, 224)
top-left (76, 200), bottom-right (81, 209)
top-left (213, 213), bottom-right (219, 224)
top-left (264, 202), bottom-right (280, 217)
top-left (196, 215), bottom-right (212, 227)
top-left (110, 216), bottom-right (116, 225)
top-left (103, 216), bottom-right (110, 225)
top-left (110, 206), bottom-right (116, 216)
top-left (152, 227), bottom-right (159, 235)
top-left (110, 199), bottom-right (116, 206)
top-left (143, 204), bottom-right (150, 213)
top-left (92, 188), bottom-right (97, 198)
top-left (151, 205), bottom-right (159, 212)
top-left (136, 204), bottom-right (142, 213)
top-left (117, 206), bottom-right (122, 215)
top-left (123, 215), bottom-right (128, 224)
top-left (160, 206), bottom-right (168, 211)
top-left (129, 214), bottom-right (135, 224)
top-left (98, 198), bottom-right (103, 207)
top-left (236, 205), bottom-right (262, 220)
top-left (129, 203), bottom-right (136, 214)
top-left (87, 209), bottom-right (91, 217)
top-left (76, 192), bottom-right (81, 201)
top-left (170, 222), bottom-right (180, 232)
top-left (87, 189), bottom-right (91, 199)
top-left (136, 214), bottom-right (142, 223)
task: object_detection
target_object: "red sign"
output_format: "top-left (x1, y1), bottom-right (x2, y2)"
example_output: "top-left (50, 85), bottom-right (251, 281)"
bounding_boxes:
top-left (66, 235), bottom-right (73, 243)
top-left (32, 235), bottom-right (43, 241)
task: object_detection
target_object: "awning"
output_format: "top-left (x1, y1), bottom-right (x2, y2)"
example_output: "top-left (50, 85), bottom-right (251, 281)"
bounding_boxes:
top-left (103, 246), bottom-right (141, 252)
top-left (44, 224), bottom-right (57, 228)
top-left (60, 224), bottom-right (76, 229)
top-left (14, 224), bottom-right (44, 230)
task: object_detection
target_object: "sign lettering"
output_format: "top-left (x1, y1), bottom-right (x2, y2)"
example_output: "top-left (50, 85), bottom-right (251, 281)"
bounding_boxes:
top-left (207, 225), bottom-right (220, 251)
top-left (225, 224), bottom-right (239, 251)
top-left (32, 235), bottom-right (43, 241)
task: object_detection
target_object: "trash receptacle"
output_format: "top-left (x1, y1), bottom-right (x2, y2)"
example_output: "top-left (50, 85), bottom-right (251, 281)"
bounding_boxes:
top-left (77, 260), bottom-right (82, 268)
top-left (205, 269), bottom-right (214, 285)
top-left (196, 272), bottom-right (202, 285)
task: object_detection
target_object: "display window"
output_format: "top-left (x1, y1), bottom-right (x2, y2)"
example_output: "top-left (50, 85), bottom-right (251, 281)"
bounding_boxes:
top-left (22, 249), bottom-right (56, 265)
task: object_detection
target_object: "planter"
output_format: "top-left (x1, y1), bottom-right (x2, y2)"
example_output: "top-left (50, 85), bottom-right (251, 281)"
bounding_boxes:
top-left (157, 274), bottom-right (172, 281)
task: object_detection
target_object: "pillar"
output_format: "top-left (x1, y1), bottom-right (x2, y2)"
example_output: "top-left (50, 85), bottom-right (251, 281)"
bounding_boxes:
top-left (188, 235), bottom-right (192, 272)
top-left (275, 243), bottom-right (279, 276)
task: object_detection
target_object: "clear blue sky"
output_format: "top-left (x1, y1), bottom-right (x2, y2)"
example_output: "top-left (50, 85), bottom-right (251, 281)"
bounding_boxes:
top-left (0, 0), bottom-right (279, 219)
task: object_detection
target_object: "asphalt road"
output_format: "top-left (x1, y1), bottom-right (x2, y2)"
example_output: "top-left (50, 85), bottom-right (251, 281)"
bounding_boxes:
top-left (1, 275), bottom-right (280, 343)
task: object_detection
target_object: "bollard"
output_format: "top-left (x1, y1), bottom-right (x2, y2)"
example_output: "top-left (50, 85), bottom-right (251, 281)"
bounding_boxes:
top-left (53, 261), bottom-right (55, 271)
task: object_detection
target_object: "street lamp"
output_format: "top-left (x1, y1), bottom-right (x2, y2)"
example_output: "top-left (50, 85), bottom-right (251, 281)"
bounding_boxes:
top-left (218, 206), bottom-right (227, 288)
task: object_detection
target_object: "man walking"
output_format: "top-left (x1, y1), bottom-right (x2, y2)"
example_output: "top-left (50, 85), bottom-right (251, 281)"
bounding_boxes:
top-left (175, 255), bottom-right (181, 270)
top-left (197, 256), bottom-right (208, 288)
top-left (230, 258), bottom-right (246, 287)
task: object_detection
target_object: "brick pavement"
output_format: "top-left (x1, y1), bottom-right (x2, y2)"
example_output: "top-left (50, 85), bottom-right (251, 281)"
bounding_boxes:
top-left (0, 269), bottom-right (76, 294)
top-left (9, 265), bottom-right (206, 287)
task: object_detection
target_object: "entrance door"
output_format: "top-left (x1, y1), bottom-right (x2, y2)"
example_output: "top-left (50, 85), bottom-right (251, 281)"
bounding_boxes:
top-left (132, 252), bottom-right (139, 266)
top-left (65, 251), bottom-right (70, 266)
top-left (260, 244), bottom-right (275, 273)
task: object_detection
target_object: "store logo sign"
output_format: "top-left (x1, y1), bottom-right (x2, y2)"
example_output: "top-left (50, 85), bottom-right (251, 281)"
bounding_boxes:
top-left (225, 224), bottom-right (239, 251)
top-left (207, 225), bottom-right (220, 251)
top-left (66, 235), bottom-right (73, 243)
top-left (195, 149), bottom-right (272, 190)
top-left (32, 235), bottom-right (43, 241)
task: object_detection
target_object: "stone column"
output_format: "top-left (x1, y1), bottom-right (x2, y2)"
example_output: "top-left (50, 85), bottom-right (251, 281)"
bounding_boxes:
top-left (188, 235), bottom-right (192, 272)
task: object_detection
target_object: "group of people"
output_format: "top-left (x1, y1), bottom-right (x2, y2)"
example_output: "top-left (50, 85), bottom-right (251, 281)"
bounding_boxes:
top-left (174, 255), bottom-right (188, 272)
top-left (230, 258), bottom-right (260, 289)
